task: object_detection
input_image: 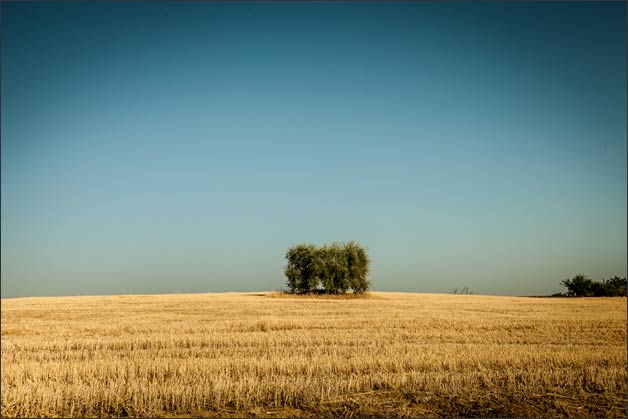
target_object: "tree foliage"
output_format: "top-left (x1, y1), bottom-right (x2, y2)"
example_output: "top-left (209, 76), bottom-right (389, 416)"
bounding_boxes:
top-left (561, 274), bottom-right (627, 297)
top-left (284, 244), bottom-right (319, 293)
top-left (284, 241), bottom-right (370, 294)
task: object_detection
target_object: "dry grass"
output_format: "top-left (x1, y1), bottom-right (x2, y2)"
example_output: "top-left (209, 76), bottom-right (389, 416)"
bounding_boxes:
top-left (1, 292), bottom-right (626, 418)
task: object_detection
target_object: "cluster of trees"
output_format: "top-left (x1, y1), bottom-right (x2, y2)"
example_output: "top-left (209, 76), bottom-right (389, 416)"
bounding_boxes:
top-left (561, 274), bottom-right (627, 297)
top-left (284, 241), bottom-right (370, 294)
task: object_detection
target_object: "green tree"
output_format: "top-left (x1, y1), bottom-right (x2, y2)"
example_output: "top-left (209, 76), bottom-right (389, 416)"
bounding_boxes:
top-left (284, 244), bottom-right (319, 293)
top-left (561, 275), bottom-right (627, 297)
top-left (606, 276), bottom-right (627, 296)
top-left (284, 242), bottom-right (371, 294)
top-left (344, 241), bottom-right (370, 293)
top-left (591, 280), bottom-right (610, 297)
top-left (325, 242), bottom-right (351, 294)
top-left (561, 274), bottom-right (594, 297)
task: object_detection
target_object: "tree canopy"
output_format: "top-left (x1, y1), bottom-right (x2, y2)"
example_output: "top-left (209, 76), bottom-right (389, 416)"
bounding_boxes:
top-left (284, 242), bottom-right (370, 294)
top-left (561, 274), bottom-right (627, 297)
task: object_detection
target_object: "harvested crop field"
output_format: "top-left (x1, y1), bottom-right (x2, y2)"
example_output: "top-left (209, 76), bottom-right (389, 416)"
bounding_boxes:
top-left (1, 292), bottom-right (626, 417)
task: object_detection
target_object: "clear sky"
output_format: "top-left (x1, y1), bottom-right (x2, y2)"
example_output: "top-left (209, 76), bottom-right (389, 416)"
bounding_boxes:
top-left (1, 1), bottom-right (626, 298)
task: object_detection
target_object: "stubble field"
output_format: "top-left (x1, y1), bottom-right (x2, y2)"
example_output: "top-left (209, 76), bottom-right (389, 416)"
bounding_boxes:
top-left (1, 292), bottom-right (626, 418)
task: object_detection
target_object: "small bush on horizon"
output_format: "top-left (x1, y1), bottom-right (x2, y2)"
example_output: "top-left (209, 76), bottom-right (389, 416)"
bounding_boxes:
top-left (284, 241), bottom-right (370, 294)
top-left (450, 286), bottom-right (473, 295)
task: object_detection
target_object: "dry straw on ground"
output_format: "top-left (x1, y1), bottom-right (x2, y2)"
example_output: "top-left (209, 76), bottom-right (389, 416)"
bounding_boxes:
top-left (1, 292), bottom-right (626, 417)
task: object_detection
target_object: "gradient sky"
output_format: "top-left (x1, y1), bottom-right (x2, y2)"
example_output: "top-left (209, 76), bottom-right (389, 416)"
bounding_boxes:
top-left (2, 1), bottom-right (626, 298)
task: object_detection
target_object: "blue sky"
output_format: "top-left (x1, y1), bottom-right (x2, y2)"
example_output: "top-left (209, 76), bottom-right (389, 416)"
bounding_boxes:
top-left (2, 1), bottom-right (626, 298)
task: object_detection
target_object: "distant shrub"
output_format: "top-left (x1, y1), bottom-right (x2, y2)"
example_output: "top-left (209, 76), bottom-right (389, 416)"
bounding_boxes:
top-left (561, 274), bottom-right (627, 297)
top-left (450, 286), bottom-right (473, 295)
top-left (284, 241), bottom-right (370, 294)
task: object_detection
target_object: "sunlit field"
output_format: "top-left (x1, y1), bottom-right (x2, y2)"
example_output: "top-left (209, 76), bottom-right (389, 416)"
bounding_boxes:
top-left (1, 292), bottom-right (626, 418)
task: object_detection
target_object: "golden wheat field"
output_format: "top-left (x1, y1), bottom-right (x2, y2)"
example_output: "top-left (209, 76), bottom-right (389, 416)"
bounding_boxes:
top-left (1, 291), bottom-right (626, 418)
